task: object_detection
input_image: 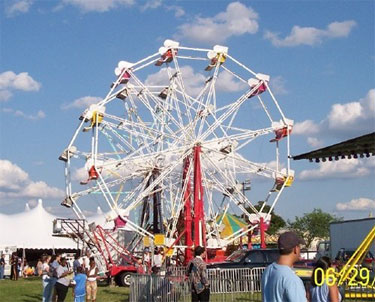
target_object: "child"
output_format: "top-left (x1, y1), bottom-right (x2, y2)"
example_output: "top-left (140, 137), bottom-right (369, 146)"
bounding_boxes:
top-left (72, 266), bottom-right (87, 302)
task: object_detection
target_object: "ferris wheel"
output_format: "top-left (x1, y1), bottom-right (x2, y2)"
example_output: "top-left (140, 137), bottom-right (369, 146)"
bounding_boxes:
top-left (59, 39), bottom-right (294, 256)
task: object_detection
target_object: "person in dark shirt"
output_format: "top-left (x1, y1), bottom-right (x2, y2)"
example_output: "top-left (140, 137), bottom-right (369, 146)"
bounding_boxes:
top-left (0, 254), bottom-right (5, 280)
top-left (186, 246), bottom-right (210, 302)
top-left (73, 254), bottom-right (81, 276)
top-left (10, 253), bottom-right (18, 281)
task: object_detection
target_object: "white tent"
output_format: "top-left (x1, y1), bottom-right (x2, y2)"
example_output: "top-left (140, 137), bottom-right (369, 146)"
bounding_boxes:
top-left (0, 199), bottom-right (76, 249)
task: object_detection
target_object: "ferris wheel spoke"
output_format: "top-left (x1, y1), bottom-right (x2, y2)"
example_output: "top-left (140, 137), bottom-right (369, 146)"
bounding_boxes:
top-left (171, 57), bottom-right (194, 124)
top-left (202, 162), bottom-right (257, 219)
top-left (130, 73), bottom-right (190, 138)
top-left (61, 40), bottom-right (293, 255)
top-left (199, 81), bottom-right (264, 142)
top-left (203, 147), bottom-right (280, 179)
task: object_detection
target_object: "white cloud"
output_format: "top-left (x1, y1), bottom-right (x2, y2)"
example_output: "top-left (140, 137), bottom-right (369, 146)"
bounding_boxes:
top-left (293, 120), bottom-right (320, 135)
top-left (15, 109), bottom-right (46, 120)
top-left (336, 198), bottom-right (375, 211)
top-left (62, 0), bottom-right (134, 12)
top-left (6, 0), bottom-right (33, 17)
top-left (175, 2), bottom-right (258, 44)
top-left (299, 157), bottom-right (375, 180)
top-left (0, 71), bottom-right (41, 101)
top-left (3, 108), bottom-right (46, 120)
top-left (0, 90), bottom-right (13, 102)
top-left (166, 5), bottom-right (185, 18)
top-left (72, 167), bottom-right (87, 182)
top-left (215, 70), bottom-right (247, 92)
top-left (265, 20), bottom-right (356, 47)
top-left (145, 66), bottom-right (206, 97)
top-left (140, 0), bottom-right (162, 11)
top-left (0, 160), bottom-right (64, 203)
top-left (307, 137), bottom-right (324, 148)
top-left (327, 89), bottom-right (374, 132)
top-left (0, 71), bottom-right (41, 91)
top-left (0, 160), bottom-right (29, 190)
top-left (293, 89), bottom-right (374, 141)
top-left (61, 96), bottom-right (102, 109)
top-left (145, 66), bottom-right (246, 97)
top-left (270, 76), bottom-right (288, 95)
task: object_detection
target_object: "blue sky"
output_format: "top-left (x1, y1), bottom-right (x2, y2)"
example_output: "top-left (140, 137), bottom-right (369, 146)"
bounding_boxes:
top-left (0, 0), bottom-right (374, 222)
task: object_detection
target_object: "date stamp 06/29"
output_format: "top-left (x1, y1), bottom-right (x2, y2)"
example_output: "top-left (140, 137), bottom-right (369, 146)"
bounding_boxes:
top-left (314, 267), bottom-right (374, 287)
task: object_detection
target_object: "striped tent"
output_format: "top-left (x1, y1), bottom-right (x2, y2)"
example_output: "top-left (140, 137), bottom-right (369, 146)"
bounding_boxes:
top-left (216, 213), bottom-right (248, 238)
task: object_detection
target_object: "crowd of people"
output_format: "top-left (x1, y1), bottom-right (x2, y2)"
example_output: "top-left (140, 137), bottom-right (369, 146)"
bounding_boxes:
top-left (1, 231), bottom-right (346, 302)
top-left (182, 232), bottom-right (343, 302)
top-left (41, 252), bottom-right (98, 302)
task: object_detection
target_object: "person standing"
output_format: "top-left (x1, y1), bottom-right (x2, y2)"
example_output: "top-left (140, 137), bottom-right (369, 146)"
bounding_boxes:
top-left (143, 248), bottom-right (151, 273)
top-left (86, 257), bottom-right (98, 302)
top-left (72, 266), bottom-right (87, 302)
top-left (0, 254), bottom-right (5, 280)
top-left (136, 258), bottom-right (145, 274)
top-left (309, 256), bottom-right (341, 302)
top-left (10, 252), bottom-right (18, 281)
top-left (36, 257), bottom-right (43, 276)
top-left (153, 248), bottom-right (163, 273)
top-left (73, 254), bottom-right (81, 276)
top-left (261, 231), bottom-right (307, 302)
top-left (82, 251), bottom-right (91, 271)
top-left (186, 246), bottom-right (210, 302)
top-left (42, 255), bottom-right (53, 302)
top-left (49, 254), bottom-right (60, 302)
top-left (55, 257), bottom-right (72, 302)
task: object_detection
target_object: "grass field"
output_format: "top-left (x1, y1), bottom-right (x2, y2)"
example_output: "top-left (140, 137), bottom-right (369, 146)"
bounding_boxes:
top-left (0, 277), bottom-right (129, 302)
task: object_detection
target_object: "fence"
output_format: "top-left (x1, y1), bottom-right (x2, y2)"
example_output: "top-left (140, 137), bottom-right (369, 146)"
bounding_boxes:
top-left (207, 267), bottom-right (265, 293)
top-left (129, 274), bottom-right (190, 302)
top-left (130, 267), bottom-right (264, 302)
top-left (343, 283), bottom-right (375, 301)
top-left (130, 267), bottom-right (375, 302)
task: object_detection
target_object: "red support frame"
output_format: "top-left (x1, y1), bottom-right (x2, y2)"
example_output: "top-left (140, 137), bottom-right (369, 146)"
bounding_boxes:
top-left (183, 157), bottom-right (193, 264)
top-left (193, 145), bottom-right (207, 256)
top-left (260, 217), bottom-right (266, 249)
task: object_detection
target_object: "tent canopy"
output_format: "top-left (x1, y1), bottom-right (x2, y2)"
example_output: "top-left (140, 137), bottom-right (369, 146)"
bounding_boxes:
top-left (216, 213), bottom-right (248, 238)
top-left (0, 199), bottom-right (76, 249)
top-left (293, 132), bottom-right (375, 162)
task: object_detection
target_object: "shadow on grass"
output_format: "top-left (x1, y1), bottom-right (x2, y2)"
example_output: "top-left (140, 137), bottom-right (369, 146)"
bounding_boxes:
top-left (21, 294), bottom-right (41, 302)
top-left (101, 288), bottom-right (129, 295)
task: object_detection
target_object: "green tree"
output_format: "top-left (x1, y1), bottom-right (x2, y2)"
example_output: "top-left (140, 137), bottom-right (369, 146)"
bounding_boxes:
top-left (288, 208), bottom-right (340, 248)
top-left (243, 201), bottom-right (286, 235)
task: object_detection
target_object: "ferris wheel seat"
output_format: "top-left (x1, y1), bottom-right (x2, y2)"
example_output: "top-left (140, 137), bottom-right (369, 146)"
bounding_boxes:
top-left (61, 195), bottom-right (76, 208)
top-left (158, 87), bottom-right (169, 99)
top-left (270, 126), bottom-right (293, 142)
top-left (116, 89), bottom-right (128, 100)
top-left (155, 56), bottom-right (173, 66)
top-left (248, 82), bottom-right (267, 99)
top-left (119, 78), bottom-right (129, 85)
top-left (88, 166), bottom-right (99, 179)
top-left (163, 39), bottom-right (180, 49)
top-left (113, 215), bottom-right (127, 230)
top-left (270, 119), bottom-right (293, 142)
top-left (59, 146), bottom-right (77, 162)
top-left (111, 71), bottom-right (131, 88)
